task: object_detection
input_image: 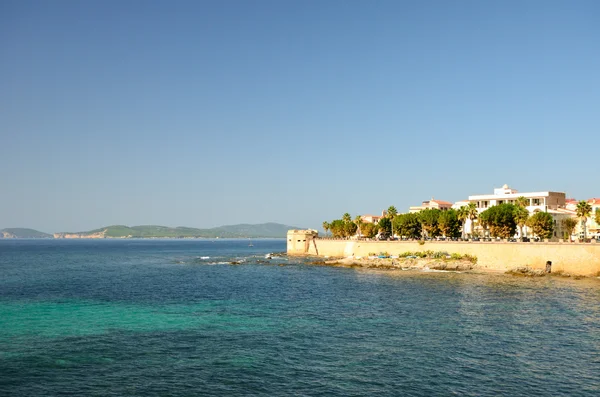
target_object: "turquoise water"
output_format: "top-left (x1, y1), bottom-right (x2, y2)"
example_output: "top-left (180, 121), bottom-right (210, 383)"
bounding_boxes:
top-left (1, 239), bottom-right (599, 396)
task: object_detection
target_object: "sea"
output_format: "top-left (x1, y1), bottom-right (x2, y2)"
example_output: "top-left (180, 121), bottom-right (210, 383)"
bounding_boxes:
top-left (1, 239), bottom-right (599, 396)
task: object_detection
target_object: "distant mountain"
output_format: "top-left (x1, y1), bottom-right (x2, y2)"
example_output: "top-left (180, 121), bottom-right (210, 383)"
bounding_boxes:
top-left (53, 223), bottom-right (303, 239)
top-left (210, 222), bottom-right (302, 238)
top-left (1, 228), bottom-right (53, 239)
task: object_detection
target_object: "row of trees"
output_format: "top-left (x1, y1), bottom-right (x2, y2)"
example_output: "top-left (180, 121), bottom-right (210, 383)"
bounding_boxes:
top-left (322, 200), bottom-right (599, 241)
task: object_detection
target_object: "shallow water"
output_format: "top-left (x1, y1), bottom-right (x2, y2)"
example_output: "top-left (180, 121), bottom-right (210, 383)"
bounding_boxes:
top-left (1, 239), bottom-right (599, 396)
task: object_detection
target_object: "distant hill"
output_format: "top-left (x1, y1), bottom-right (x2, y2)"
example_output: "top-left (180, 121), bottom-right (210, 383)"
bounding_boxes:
top-left (54, 223), bottom-right (302, 239)
top-left (1, 228), bottom-right (53, 239)
top-left (210, 223), bottom-right (301, 238)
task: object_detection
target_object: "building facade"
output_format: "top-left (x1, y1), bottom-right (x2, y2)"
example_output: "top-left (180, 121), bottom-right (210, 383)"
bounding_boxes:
top-left (409, 198), bottom-right (453, 213)
top-left (460, 185), bottom-right (569, 239)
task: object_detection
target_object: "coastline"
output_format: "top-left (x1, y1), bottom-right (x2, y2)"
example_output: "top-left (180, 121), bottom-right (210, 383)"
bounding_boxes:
top-left (313, 256), bottom-right (596, 279)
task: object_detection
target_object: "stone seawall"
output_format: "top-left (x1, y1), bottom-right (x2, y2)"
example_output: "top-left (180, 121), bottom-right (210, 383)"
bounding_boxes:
top-left (291, 238), bottom-right (600, 276)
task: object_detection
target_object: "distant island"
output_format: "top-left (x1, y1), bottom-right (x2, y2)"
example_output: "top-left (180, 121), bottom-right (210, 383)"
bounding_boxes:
top-left (1, 223), bottom-right (301, 239)
top-left (1, 228), bottom-right (54, 239)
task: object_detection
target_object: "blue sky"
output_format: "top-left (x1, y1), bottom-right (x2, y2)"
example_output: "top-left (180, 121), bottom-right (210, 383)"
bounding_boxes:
top-left (1, 0), bottom-right (599, 233)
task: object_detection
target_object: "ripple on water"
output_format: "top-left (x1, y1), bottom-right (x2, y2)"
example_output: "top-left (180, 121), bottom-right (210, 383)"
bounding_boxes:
top-left (0, 239), bottom-right (599, 396)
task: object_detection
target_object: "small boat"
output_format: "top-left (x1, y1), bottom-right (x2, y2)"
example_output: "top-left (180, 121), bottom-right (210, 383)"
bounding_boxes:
top-left (248, 243), bottom-right (254, 247)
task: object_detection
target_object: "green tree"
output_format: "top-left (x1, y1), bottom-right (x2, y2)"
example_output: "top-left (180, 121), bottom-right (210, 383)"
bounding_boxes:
top-left (576, 201), bottom-right (592, 240)
top-left (387, 206), bottom-right (398, 237)
top-left (342, 213), bottom-right (352, 223)
top-left (561, 217), bottom-right (578, 241)
top-left (478, 209), bottom-right (490, 238)
top-left (394, 213), bottom-right (422, 239)
top-left (377, 217), bottom-right (392, 238)
top-left (596, 208), bottom-right (600, 226)
top-left (354, 215), bottom-right (363, 238)
top-left (456, 206), bottom-right (468, 239)
top-left (343, 221), bottom-right (358, 238)
top-left (322, 221), bottom-right (330, 237)
top-left (387, 206), bottom-right (398, 218)
top-left (513, 206), bottom-right (530, 240)
top-left (480, 204), bottom-right (517, 238)
top-left (515, 196), bottom-right (529, 208)
top-left (328, 219), bottom-right (344, 238)
top-left (466, 203), bottom-right (479, 238)
top-left (438, 209), bottom-right (460, 238)
top-left (419, 209), bottom-right (441, 238)
top-left (361, 223), bottom-right (378, 238)
top-left (527, 212), bottom-right (554, 239)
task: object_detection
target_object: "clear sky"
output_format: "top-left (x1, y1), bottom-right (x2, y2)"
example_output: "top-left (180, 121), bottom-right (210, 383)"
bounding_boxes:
top-left (1, 0), bottom-right (599, 233)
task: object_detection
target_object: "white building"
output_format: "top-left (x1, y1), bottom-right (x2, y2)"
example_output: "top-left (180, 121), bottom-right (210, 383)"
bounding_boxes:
top-left (467, 184), bottom-right (566, 213)
top-left (460, 184), bottom-right (568, 239)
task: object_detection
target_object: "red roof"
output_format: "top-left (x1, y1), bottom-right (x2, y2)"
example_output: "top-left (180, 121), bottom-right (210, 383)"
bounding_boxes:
top-left (431, 199), bottom-right (453, 206)
top-left (588, 198), bottom-right (600, 205)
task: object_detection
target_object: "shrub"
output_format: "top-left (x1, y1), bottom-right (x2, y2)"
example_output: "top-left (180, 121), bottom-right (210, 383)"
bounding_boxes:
top-left (432, 251), bottom-right (449, 259)
top-left (462, 254), bottom-right (478, 264)
top-left (418, 240), bottom-right (425, 246)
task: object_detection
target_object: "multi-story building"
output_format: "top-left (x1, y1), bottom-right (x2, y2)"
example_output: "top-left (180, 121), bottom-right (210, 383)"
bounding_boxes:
top-left (467, 184), bottom-right (566, 213)
top-left (457, 184), bottom-right (569, 239)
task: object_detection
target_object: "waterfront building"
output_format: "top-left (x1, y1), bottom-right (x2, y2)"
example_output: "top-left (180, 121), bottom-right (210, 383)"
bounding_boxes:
top-left (467, 184), bottom-right (566, 212)
top-left (563, 198), bottom-right (600, 239)
top-left (460, 184), bottom-right (569, 239)
top-left (582, 198), bottom-right (600, 239)
top-left (409, 198), bottom-right (453, 213)
top-left (360, 210), bottom-right (387, 224)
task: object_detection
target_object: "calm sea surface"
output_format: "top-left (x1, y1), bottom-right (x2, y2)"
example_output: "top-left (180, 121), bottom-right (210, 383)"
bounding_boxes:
top-left (1, 239), bottom-right (599, 396)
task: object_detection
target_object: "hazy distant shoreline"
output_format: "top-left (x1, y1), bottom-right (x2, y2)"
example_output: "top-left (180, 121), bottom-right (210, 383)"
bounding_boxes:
top-left (1, 223), bottom-right (300, 240)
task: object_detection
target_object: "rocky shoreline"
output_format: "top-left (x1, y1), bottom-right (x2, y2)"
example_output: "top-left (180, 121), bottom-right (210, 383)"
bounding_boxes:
top-left (316, 256), bottom-right (476, 272)
top-left (309, 256), bottom-right (593, 279)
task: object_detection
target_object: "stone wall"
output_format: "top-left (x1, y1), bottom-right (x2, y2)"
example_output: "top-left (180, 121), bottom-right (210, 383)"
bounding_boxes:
top-left (289, 237), bottom-right (600, 276)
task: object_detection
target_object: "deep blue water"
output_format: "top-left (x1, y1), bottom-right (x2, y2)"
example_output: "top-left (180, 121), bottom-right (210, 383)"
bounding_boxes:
top-left (1, 239), bottom-right (599, 396)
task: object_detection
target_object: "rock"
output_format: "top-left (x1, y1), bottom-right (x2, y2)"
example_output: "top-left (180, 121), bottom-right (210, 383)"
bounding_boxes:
top-left (505, 267), bottom-right (546, 277)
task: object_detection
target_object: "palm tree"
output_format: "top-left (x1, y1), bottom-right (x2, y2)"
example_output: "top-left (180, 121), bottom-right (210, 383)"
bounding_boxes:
top-left (354, 215), bottom-right (363, 238)
top-left (576, 200), bottom-right (592, 240)
top-left (387, 206), bottom-right (398, 238)
top-left (515, 196), bottom-right (529, 208)
top-left (456, 206), bottom-right (468, 239)
top-left (322, 221), bottom-right (330, 237)
top-left (466, 202), bottom-right (478, 238)
top-left (342, 213), bottom-right (351, 223)
top-left (514, 206), bottom-right (529, 240)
